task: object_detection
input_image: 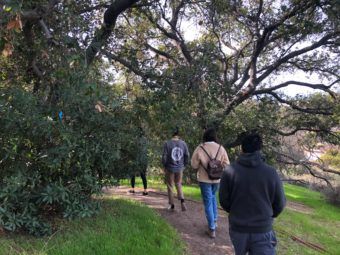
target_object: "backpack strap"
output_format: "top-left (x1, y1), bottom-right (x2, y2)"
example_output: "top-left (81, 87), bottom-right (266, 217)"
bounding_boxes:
top-left (200, 144), bottom-right (221, 160)
top-left (199, 145), bottom-right (211, 171)
top-left (200, 145), bottom-right (212, 160)
top-left (214, 145), bottom-right (221, 159)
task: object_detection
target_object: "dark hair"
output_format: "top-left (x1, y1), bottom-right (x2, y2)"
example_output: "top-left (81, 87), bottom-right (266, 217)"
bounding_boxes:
top-left (172, 126), bottom-right (179, 137)
top-left (241, 133), bottom-right (262, 153)
top-left (203, 128), bottom-right (218, 143)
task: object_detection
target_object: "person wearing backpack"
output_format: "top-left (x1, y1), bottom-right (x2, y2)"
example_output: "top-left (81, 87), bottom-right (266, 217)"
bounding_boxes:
top-left (191, 128), bottom-right (230, 238)
top-left (162, 127), bottom-right (190, 212)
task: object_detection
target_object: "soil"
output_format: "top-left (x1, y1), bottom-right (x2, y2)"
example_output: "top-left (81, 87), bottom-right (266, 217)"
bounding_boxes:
top-left (103, 186), bottom-right (235, 255)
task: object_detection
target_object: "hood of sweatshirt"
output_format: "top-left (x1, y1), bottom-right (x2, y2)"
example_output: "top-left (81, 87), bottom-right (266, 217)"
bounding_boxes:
top-left (237, 151), bottom-right (264, 167)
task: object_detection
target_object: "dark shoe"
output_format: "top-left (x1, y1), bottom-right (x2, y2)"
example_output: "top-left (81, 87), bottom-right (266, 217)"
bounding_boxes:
top-left (129, 190), bottom-right (135, 194)
top-left (206, 229), bottom-right (216, 239)
top-left (181, 202), bottom-right (187, 211)
top-left (142, 191), bottom-right (148, 196)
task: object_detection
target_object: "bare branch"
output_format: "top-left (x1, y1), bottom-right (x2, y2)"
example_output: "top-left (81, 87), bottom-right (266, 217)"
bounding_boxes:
top-left (102, 49), bottom-right (162, 89)
top-left (265, 1), bottom-right (315, 35)
top-left (288, 60), bottom-right (340, 79)
top-left (209, 6), bottom-right (229, 82)
top-left (254, 0), bottom-right (264, 37)
top-left (143, 10), bottom-right (178, 40)
top-left (229, 41), bottom-right (253, 85)
top-left (254, 80), bottom-right (338, 99)
top-left (86, 0), bottom-right (140, 66)
top-left (256, 0), bottom-right (263, 20)
top-left (144, 43), bottom-right (180, 65)
top-left (266, 92), bottom-right (334, 115)
top-left (38, 19), bottom-right (53, 40)
top-left (32, 58), bottom-right (43, 78)
top-left (307, 161), bottom-right (340, 176)
top-left (257, 32), bottom-right (339, 83)
top-left (269, 127), bottom-right (339, 137)
top-left (277, 153), bottom-right (334, 189)
top-left (170, 0), bottom-right (186, 28)
top-left (143, 4), bottom-right (192, 64)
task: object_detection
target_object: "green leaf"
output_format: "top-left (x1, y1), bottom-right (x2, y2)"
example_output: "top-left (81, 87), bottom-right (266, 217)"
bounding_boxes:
top-left (3, 5), bottom-right (12, 12)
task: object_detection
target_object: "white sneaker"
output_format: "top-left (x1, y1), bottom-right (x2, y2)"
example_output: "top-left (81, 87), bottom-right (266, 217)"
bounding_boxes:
top-left (167, 205), bottom-right (175, 211)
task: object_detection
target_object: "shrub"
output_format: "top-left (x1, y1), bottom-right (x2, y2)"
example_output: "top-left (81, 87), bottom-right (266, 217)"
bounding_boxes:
top-left (322, 185), bottom-right (340, 206)
top-left (321, 148), bottom-right (340, 170)
top-left (0, 83), bottom-right (138, 235)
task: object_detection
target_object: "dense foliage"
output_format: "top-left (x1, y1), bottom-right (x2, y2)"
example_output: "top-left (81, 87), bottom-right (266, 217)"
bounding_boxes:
top-left (0, 52), bottom-right (144, 235)
top-left (321, 148), bottom-right (340, 170)
top-left (0, 76), bottom-right (144, 235)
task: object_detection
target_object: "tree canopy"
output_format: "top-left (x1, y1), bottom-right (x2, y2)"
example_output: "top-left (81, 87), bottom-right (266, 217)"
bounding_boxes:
top-left (0, 0), bottom-right (339, 235)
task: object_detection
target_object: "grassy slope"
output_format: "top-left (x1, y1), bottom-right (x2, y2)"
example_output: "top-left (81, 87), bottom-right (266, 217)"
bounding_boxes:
top-left (126, 179), bottom-right (340, 255)
top-left (1, 179), bottom-right (338, 255)
top-left (275, 184), bottom-right (340, 255)
top-left (0, 198), bottom-right (185, 255)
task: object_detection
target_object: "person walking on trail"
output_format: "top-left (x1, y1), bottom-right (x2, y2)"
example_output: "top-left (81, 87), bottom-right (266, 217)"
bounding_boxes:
top-left (162, 127), bottom-right (190, 212)
top-left (130, 128), bottom-right (148, 196)
top-left (130, 172), bottom-right (148, 195)
top-left (219, 133), bottom-right (286, 255)
top-left (191, 128), bottom-right (230, 239)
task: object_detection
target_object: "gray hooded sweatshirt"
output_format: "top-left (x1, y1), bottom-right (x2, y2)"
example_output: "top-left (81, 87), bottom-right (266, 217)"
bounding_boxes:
top-left (219, 151), bottom-right (286, 233)
top-left (162, 138), bottom-right (189, 172)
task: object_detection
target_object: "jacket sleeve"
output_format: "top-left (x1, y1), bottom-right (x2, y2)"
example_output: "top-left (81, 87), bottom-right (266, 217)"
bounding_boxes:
top-left (272, 172), bottom-right (286, 218)
top-left (219, 167), bottom-right (233, 213)
top-left (161, 142), bottom-right (168, 167)
top-left (221, 146), bottom-right (230, 167)
top-left (191, 146), bottom-right (200, 170)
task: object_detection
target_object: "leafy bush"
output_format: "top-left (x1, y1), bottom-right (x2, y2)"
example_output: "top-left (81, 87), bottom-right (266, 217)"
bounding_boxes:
top-left (0, 82), bottom-right (138, 235)
top-left (321, 148), bottom-right (340, 169)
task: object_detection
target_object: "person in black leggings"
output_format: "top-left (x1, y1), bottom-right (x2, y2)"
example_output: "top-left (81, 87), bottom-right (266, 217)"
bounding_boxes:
top-left (130, 128), bottom-right (148, 195)
top-left (130, 171), bottom-right (148, 195)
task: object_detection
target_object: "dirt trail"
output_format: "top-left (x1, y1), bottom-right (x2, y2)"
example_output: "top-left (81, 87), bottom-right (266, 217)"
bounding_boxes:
top-left (103, 186), bottom-right (317, 255)
top-left (103, 186), bottom-right (234, 255)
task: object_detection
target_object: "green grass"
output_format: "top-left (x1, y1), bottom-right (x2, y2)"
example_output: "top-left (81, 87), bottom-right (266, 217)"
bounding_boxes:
top-left (0, 197), bottom-right (185, 255)
top-left (284, 183), bottom-right (340, 220)
top-left (2, 179), bottom-right (339, 255)
top-left (126, 179), bottom-right (340, 255)
top-left (120, 178), bottom-right (203, 201)
top-left (275, 184), bottom-right (340, 255)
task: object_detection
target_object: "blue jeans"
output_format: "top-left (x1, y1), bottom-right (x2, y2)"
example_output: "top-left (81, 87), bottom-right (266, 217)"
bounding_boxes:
top-left (229, 229), bottom-right (277, 255)
top-left (199, 182), bottom-right (219, 230)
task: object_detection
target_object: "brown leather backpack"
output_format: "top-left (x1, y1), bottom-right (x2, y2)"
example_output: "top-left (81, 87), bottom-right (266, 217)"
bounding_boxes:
top-left (200, 145), bottom-right (223, 180)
